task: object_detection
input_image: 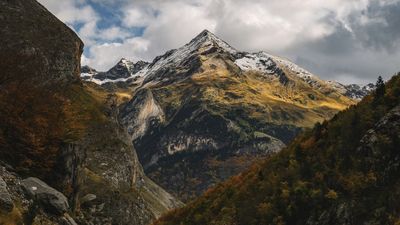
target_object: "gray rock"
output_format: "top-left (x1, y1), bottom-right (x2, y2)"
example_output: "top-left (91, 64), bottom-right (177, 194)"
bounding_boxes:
top-left (21, 177), bottom-right (69, 215)
top-left (0, 177), bottom-right (14, 213)
top-left (61, 213), bottom-right (78, 225)
top-left (80, 194), bottom-right (97, 206)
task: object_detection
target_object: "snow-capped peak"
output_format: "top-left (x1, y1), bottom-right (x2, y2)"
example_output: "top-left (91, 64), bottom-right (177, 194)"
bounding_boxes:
top-left (187, 29), bottom-right (237, 54)
top-left (84, 29), bottom-right (372, 100)
top-left (118, 58), bottom-right (134, 68)
top-left (235, 52), bottom-right (276, 74)
top-left (326, 81), bottom-right (375, 100)
top-left (234, 51), bottom-right (318, 84)
top-left (114, 58), bottom-right (135, 72)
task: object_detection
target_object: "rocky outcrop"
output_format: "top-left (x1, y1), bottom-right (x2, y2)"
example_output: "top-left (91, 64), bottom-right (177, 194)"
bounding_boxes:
top-left (0, 177), bottom-right (13, 213)
top-left (0, 0), bottom-right (82, 86)
top-left (0, 0), bottom-right (84, 183)
top-left (0, 165), bottom-right (78, 225)
top-left (21, 177), bottom-right (70, 215)
top-left (120, 88), bottom-right (165, 141)
top-left (0, 0), bottom-right (180, 224)
top-left (358, 104), bottom-right (400, 179)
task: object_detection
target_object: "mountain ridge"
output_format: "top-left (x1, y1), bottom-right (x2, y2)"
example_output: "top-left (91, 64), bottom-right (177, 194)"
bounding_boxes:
top-left (81, 30), bottom-right (373, 100)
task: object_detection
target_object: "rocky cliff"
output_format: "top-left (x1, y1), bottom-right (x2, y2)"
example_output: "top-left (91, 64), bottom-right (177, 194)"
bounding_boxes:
top-left (0, 0), bottom-right (180, 224)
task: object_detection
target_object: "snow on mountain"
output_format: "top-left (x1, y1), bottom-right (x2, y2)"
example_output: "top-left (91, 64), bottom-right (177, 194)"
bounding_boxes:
top-left (81, 30), bottom-right (237, 85)
top-left (327, 81), bottom-right (375, 100)
top-left (81, 65), bottom-right (98, 81)
top-left (234, 52), bottom-right (324, 87)
top-left (235, 52), bottom-right (276, 74)
top-left (81, 30), bottom-right (374, 100)
top-left (142, 29), bottom-right (237, 81)
top-left (233, 52), bottom-right (374, 100)
top-left (80, 58), bottom-right (149, 85)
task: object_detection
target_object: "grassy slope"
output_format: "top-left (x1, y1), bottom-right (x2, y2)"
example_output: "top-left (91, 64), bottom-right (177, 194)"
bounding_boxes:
top-left (151, 54), bottom-right (353, 131)
top-left (155, 73), bottom-right (400, 225)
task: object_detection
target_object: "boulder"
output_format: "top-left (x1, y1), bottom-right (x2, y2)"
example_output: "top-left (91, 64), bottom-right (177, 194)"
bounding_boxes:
top-left (0, 177), bottom-right (14, 213)
top-left (21, 177), bottom-right (69, 215)
top-left (80, 193), bottom-right (97, 206)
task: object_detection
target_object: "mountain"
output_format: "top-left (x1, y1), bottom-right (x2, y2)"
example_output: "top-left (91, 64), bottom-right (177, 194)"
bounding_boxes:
top-left (155, 73), bottom-right (400, 225)
top-left (327, 81), bottom-right (376, 100)
top-left (95, 29), bottom-right (356, 201)
top-left (81, 58), bottom-right (149, 85)
top-left (82, 38), bottom-right (373, 101)
top-left (0, 1), bottom-right (180, 224)
top-left (81, 65), bottom-right (98, 80)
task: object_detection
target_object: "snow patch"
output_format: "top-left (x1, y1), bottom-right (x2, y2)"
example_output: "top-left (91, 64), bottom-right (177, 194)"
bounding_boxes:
top-left (234, 52), bottom-right (275, 74)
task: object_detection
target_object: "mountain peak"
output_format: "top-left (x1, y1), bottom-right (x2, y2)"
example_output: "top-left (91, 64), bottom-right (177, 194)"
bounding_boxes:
top-left (118, 57), bottom-right (133, 65)
top-left (188, 29), bottom-right (237, 54)
top-left (197, 29), bottom-right (215, 38)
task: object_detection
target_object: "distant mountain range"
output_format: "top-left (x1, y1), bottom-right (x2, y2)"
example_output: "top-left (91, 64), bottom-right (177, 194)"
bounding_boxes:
top-left (81, 30), bottom-right (371, 201)
top-left (81, 31), bottom-right (374, 101)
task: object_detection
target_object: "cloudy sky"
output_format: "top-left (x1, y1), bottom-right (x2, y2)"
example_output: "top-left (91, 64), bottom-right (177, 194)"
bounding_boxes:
top-left (38, 0), bottom-right (400, 84)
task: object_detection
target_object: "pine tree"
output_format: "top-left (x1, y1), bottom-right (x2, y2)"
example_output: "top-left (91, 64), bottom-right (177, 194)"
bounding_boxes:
top-left (375, 76), bottom-right (385, 98)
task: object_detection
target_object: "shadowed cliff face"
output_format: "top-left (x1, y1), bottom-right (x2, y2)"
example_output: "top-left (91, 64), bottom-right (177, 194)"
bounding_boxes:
top-left (0, 0), bottom-right (84, 185)
top-left (0, 1), bottom-right (180, 224)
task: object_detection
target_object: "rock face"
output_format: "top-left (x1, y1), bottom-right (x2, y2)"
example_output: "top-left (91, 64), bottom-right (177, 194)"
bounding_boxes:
top-left (115, 30), bottom-right (355, 201)
top-left (21, 177), bottom-right (69, 215)
top-left (0, 0), bottom-right (82, 85)
top-left (0, 0), bottom-right (84, 193)
top-left (0, 177), bottom-right (13, 213)
top-left (0, 0), bottom-right (180, 224)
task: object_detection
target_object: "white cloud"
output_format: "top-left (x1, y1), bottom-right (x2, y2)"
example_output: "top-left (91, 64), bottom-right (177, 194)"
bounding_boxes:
top-left (123, 6), bottom-right (156, 27)
top-left (38, 0), bottom-right (99, 24)
top-left (100, 27), bottom-right (131, 41)
top-left (84, 37), bottom-right (151, 70)
top-left (38, 0), bottom-right (400, 83)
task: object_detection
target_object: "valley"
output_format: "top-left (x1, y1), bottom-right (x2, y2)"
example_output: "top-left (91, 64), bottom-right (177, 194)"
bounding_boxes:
top-left (81, 30), bottom-right (364, 202)
top-left (1, 1), bottom-right (398, 225)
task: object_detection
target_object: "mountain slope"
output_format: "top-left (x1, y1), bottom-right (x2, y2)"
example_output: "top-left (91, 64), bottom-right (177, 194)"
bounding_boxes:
top-left (155, 73), bottom-right (400, 225)
top-left (116, 30), bottom-right (355, 201)
top-left (0, 1), bottom-right (179, 224)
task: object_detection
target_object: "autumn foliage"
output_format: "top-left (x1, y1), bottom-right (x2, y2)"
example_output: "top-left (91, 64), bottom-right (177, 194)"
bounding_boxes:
top-left (154, 73), bottom-right (400, 225)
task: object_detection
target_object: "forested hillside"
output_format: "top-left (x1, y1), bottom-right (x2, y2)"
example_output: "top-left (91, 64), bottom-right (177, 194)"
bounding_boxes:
top-left (155, 73), bottom-right (400, 225)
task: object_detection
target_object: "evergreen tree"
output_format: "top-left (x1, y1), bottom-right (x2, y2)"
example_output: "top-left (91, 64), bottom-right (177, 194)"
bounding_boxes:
top-left (375, 76), bottom-right (385, 98)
